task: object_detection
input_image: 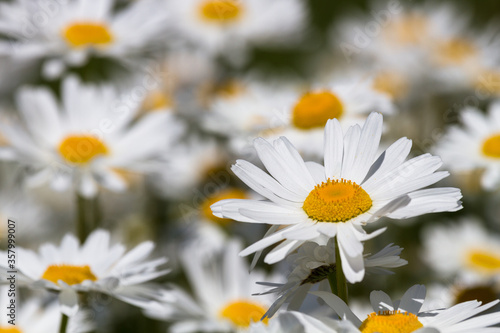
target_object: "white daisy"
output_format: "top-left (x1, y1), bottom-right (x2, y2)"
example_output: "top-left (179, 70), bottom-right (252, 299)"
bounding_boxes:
top-left (204, 75), bottom-right (395, 159)
top-left (0, 187), bottom-right (50, 247)
top-left (422, 218), bottom-right (500, 283)
top-left (212, 112), bottom-right (462, 283)
top-left (150, 137), bottom-right (228, 200)
top-left (0, 288), bottom-right (92, 333)
top-left (167, 0), bottom-right (306, 57)
top-left (269, 76), bottom-right (395, 158)
top-left (312, 284), bottom-right (500, 333)
top-left (0, 229), bottom-right (169, 316)
top-left (144, 240), bottom-right (280, 332)
top-left (434, 102), bottom-right (500, 190)
top-left (0, 0), bottom-right (170, 78)
top-left (258, 241), bottom-right (407, 318)
top-left (0, 76), bottom-right (183, 198)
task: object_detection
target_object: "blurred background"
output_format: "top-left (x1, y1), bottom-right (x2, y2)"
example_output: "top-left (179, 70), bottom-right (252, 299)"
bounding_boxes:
top-left (1, 0), bottom-right (500, 332)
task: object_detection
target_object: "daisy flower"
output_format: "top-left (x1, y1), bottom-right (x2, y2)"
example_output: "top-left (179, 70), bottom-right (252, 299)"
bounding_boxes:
top-left (1, 286), bottom-right (94, 332)
top-left (204, 75), bottom-right (395, 158)
top-left (269, 75), bottom-right (395, 158)
top-left (144, 240), bottom-right (280, 332)
top-left (258, 241), bottom-right (407, 318)
top-left (167, 0), bottom-right (306, 57)
top-left (0, 76), bottom-right (183, 198)
top-left (0, 0), bottom-right (170, 78)
top-left (0, 187), bottom-right (50, 246)
top-left (212, 112), bottom-right (462, 283)
top-left (150, 138), bottom-right (228, 200)
top-left (0, 229), bottom-right (169, 316)
top-left (434, 102), bottom-right (500, 190)
top-left (312, 284), bottom-right (500, 333)
top-left (422, 218), bottom-right (500, 283)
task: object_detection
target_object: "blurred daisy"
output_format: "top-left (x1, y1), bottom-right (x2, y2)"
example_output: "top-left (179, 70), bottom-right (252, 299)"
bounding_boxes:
top-left (0, 188), bottom-right (50, 246)
top-left (435, 103), bottom-right (500, 190)
top-left (150, 138), bottom-right (228, 200)
top-left (0, 76), bottom-right (183, 198)
top-left (0, 0), bottom-right (170, 78)
top-left (212, 112), bottom-right (462, 283)
top-left (270, 76), bottom-right (395, 157)
top-left (204, 76), bottom-right (394, 158)
top-left (145, 240), bottom-right (280, 332)
top-left (258, 241), bottom-right (407, 318)
top-left (0, 229), bottom-right (169, 316)
top-left (312, 284), bottom-right (500, 333)
top-left (422, 218), bottom-right (500, 283)
top-left (167, 0), bottom-right (306, 58)
top-left (0, 289), bottom-right (93, 332)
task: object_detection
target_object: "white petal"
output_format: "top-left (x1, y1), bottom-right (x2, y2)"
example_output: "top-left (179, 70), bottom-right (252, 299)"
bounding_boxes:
top-left (324, 118), bottom-right (344, 179)
top-left (398, 284), bottom-right (426, 314)
top-left (309, 291), bottom-right (362, 327)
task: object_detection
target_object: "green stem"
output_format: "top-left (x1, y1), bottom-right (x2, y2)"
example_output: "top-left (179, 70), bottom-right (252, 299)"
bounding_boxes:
top-left (335, 237), bottom-right (348, 304)
top-left (76, 192), bottom-right (101, 243)
top-left (59, 313), bottom-right (69, 333)
top-left (327, 270), bottom-right (337, 295)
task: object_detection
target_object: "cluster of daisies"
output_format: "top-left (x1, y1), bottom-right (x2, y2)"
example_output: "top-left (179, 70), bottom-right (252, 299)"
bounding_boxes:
top-left (0, 0), bottom-right (500, 332)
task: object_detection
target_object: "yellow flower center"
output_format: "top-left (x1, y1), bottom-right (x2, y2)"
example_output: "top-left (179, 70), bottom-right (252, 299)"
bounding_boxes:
top-left (58, 135), bottom-right (109, 164)
top-left (454, 285), bottom-right (498, 304)
top-left (142, 90), bottom-right (173, 111)
top-left (360, 311), bottom-right (423, 333)
top-left (0, 327), bottom-right (22, 333)
top-left (63, 22), bottom-right (113, 48)
top-left (201, 188), bottom-right (247, 224)
top-left (373, 71), bottom-right (408, 98)
top-left (474, 70), bottom-right (500, 95)
top-left (435, 38), bottom-right (477, 65)
top-left (199, 0), bottom-right (242, 23)
top-left (303, 179), bottom-right (372, 222)
top-left (220, 301), bottom-right (268, 328)
top-left (41, 264), bottom-right (97, 285)
top-left (292, 91), bottom-right (344, 130)
top-left (466, 249), bottom-right (500, 273)
top-left (482, 134), bottom-right (500, 158)
top-left (385, 14), bottom-right (427, 45)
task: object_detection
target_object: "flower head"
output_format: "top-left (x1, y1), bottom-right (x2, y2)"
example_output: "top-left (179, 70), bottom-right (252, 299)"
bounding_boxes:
top-left (212, 112), bottom-right (462, 283)
top-left (0, 229), bottom-right (169, 315)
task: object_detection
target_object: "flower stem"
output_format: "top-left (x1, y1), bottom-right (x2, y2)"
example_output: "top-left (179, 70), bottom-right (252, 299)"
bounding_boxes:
top-left (335, 237), bottom-right (348, 304)
top-left (59, 313), bottom-right (69, 333)
top-left (76, 192), bottom-right (101, 243)
top-left (327, 271), bottom-right (337, 295)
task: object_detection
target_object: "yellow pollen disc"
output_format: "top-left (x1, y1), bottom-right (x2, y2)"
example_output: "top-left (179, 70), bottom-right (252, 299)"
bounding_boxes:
top-left (385, 14), bottom-right (427, 45)
top-left (482, 134), bottom-right (500, 158)
top-left (0, 327), bottom-right (22, 333)
top-left (454, 285), bottom-right (498, 304)
top-left (199, 0), bottom-right (242, 23)
top-left (220, 301), bottom-right (268, 328)
top-left (360, 311), bottom-right (423, 333)
top-left (292, 91), bottom-right (344, 130)
top-left (41, 264), bottom-right (97, 286)
top-left (58, 135), bottom-right (109, 164)
top-left (201, 188), bottom-right (247, 224)
top-left (466, 249), bottom-right (500, 273)
top-left (63, 22), bottom-right (113, 48)
top-left (373, 71), bottom-right (408, 98)
top-left (303, 178), bottom-right (372, 222)
top-left (435, 38), bottom-right (476, 65)
top-left (214, 80), bottom-right (245, 98)
top-left (142, 90), bottom-right (173, 111)
top-left (474, 70), bottom-right (500, 95)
